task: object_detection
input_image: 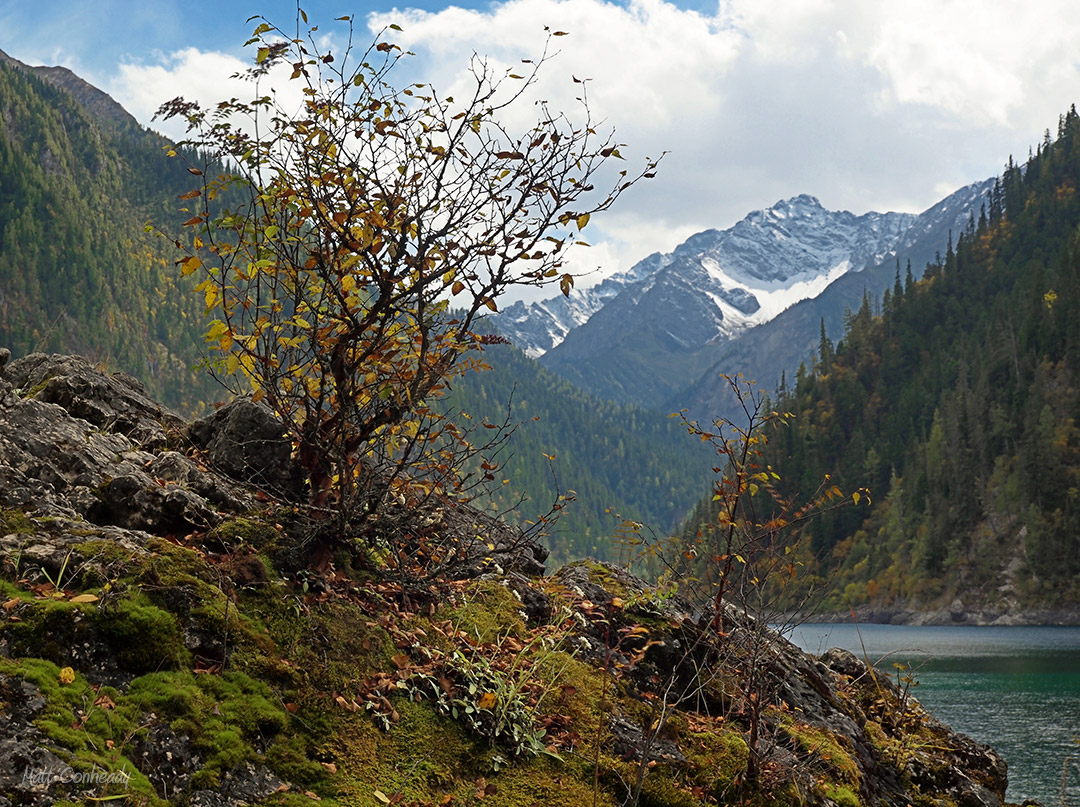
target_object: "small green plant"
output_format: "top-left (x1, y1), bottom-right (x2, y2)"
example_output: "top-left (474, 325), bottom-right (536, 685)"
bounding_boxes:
top-left (363, 599), bottom-right (576, 760)
top-left (38, 550), bottom-right (75, 598)
top-left (422, 625), bottom-right (573, 759)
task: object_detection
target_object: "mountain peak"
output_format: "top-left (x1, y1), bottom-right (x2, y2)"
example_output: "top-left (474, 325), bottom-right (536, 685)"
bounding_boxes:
top-left (0, 48), bottom-right (137, 130)
top-left (497, 196), bottom-right (918, 363)
top-left (777, 193), bottom-right (823, 210)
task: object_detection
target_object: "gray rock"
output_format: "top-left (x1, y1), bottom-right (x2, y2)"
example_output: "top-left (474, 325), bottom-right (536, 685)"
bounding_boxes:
top-left (609, 715), bottom-right (688, 765)
top-left (5, 352), bottom-right (182, 448)
top-left (0, 675), bottom-right (100, 806)
top-left (187, 398), bottom-right (304, 499)
top-left (189, 762), bottom-right (286, 806)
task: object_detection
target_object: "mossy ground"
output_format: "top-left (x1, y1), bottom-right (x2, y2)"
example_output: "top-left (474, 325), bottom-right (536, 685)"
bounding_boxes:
top-left (0, 507), bottom-right (35, 535)
top-left (0, 512), bottom-right (922, 807)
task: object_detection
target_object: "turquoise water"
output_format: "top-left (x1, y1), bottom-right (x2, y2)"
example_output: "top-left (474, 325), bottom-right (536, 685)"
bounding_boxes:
top-left (788, 624), bottom-right (1080, 805)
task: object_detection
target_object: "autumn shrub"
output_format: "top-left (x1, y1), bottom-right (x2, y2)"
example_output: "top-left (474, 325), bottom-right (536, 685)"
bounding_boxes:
top-left (155, 8), bottom-right (657, 583)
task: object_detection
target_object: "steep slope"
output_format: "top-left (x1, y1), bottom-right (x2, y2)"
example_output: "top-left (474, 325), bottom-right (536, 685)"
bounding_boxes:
top-left (677, 179), bottom-right (994, 423)
top-left (444, 341), bottom-right (714, 565)
top-left (740, 108), bottom-right (1080, 617)
top-left (538, 196), bottom-right (916, 408)
top-left (0, 350), bottom-right (1011, 807)
top-left (0, 49), bottom-right (210, 411)
top-left (0, 49), bottom-right (138, 130)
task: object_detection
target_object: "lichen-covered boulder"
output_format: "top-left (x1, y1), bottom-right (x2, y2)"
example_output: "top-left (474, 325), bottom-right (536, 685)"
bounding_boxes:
top-left (187, 397), bottom-right (305, 499)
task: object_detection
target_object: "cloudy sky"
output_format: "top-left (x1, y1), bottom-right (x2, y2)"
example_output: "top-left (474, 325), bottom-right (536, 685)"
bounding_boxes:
top-left (4, 0), bottom-right (1080, 293)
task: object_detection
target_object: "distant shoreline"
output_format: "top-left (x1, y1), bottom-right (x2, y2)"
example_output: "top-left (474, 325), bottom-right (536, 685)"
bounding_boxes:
top-left (797, 603), bottom-right (1080, 627)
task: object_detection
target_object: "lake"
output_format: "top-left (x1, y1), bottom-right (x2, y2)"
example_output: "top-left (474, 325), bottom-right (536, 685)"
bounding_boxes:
top-left (788, 623), bottom-right (1080, 806)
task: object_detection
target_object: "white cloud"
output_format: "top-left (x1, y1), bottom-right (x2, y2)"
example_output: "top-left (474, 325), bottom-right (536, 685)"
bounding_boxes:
top-left (97, 0), bottom-right (1080, 302)
top-left (109, 49), bottom-right (280, 143)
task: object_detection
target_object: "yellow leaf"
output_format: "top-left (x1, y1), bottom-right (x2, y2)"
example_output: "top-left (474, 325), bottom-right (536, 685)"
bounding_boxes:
top-left (58, 667), bottom-right (76, 685)
top-left (226, 354), bottom-right (241, 375)
top-left (374, 791), bottom-right (391, 805)
top-left (69, 593), bottom-right (99, 604)
top-left (205, 320), bottom-right (229, 341)
top-left (477, 692), bottom-right (498, 710)
top-left (180, 255), bottom-right (202, 277)
top-left (852, 491), bottom-right (861, 506)
top-left (204, 282), bottom-right (220, 312)
top-left (576, 212), bottom-right (590, 230)
top-left (483, 298), bottom-right (498, 313)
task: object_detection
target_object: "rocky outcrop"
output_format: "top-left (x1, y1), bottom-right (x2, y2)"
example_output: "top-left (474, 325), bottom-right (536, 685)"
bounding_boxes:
top-left (0, 350), bottom-right (1008, 807)
top-left (554, 560), bottom-right (1009, 807)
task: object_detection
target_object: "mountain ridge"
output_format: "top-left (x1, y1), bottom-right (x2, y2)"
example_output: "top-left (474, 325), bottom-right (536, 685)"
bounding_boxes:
top-left (532, 195), bottom-right (920, 408)
top-left (0, 48), bottom-right (137, 130)
top-left (497, 195), bottom-right (919, 362)
top-left (676, 178), bottom-right (995, 423)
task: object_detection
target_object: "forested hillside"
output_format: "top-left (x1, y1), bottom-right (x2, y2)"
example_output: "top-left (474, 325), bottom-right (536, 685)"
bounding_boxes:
top-left (446, 342), bottom-right (714, 565)
top-left (748, 106), bottom-right (1080, 612)
top-left (0, 52), bottom-right (209, 410)
top-left (0, 51), bottom-right (715, 567)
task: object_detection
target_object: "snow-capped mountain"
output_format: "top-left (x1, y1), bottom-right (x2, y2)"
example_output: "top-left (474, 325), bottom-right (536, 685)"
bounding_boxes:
top-left (497, 251), bottom-right (670, 358)
top-left (526, 196), bottom-right (918, 407)
top-left (497, 195), bottom-right (915, 360)
top-left (678, 178), bottom-right (995, 423)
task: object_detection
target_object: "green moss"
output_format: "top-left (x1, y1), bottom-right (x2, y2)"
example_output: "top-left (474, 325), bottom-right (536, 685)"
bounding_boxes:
top-left (0, 657), bottom-right (165, 805)
top-left (19, 378), bottom-right (51, 399)
top-left (0, 579), bottom-right (32, 603)
top-left (1, 598), bottom-right (290, 800)
top-left (266, 734), bottom-right (330, 788)
top-left (480, 755), bottom-right (609, 807)
top-left (141, 538), bottom-right (217, 587)
top-left (128, 669), bottom-right (289, 784)
top-left (682, 727), bottom-right (749, 799)
top-left (779, 716), bottom-right (860, 786)
top-left (3, 591), bottom-right (189, 673)
top-left (0, 508), bottom-right (35, 535)
top-left (72, 538), bottom-right (137, 567)
top-left (327, 696), bottom-right (480, 803)
top-left (4, 598), bottom-right (100, 665)
top-left (822, 783), bottom-right (862, 807)
top-left (207, 517), bottom-right (283, 551)
top-left (99, 594), bottom-right (189, 672)
top-left (638, 772), bottom-right (705, 807)
top-left (444, 580), bottom-right (527, 643)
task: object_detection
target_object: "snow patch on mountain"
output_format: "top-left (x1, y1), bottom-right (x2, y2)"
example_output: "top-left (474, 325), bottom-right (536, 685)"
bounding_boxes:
top-left (495, 195), bottom-right (916, 357)
top-left (701, 258), bottom-right (852, 333)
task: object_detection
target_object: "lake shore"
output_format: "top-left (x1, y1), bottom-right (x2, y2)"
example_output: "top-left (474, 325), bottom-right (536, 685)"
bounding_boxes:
top-left (800, 601), bottom-right (1080, 627)
top-left (788, 622), bottom-right (1080, 805)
